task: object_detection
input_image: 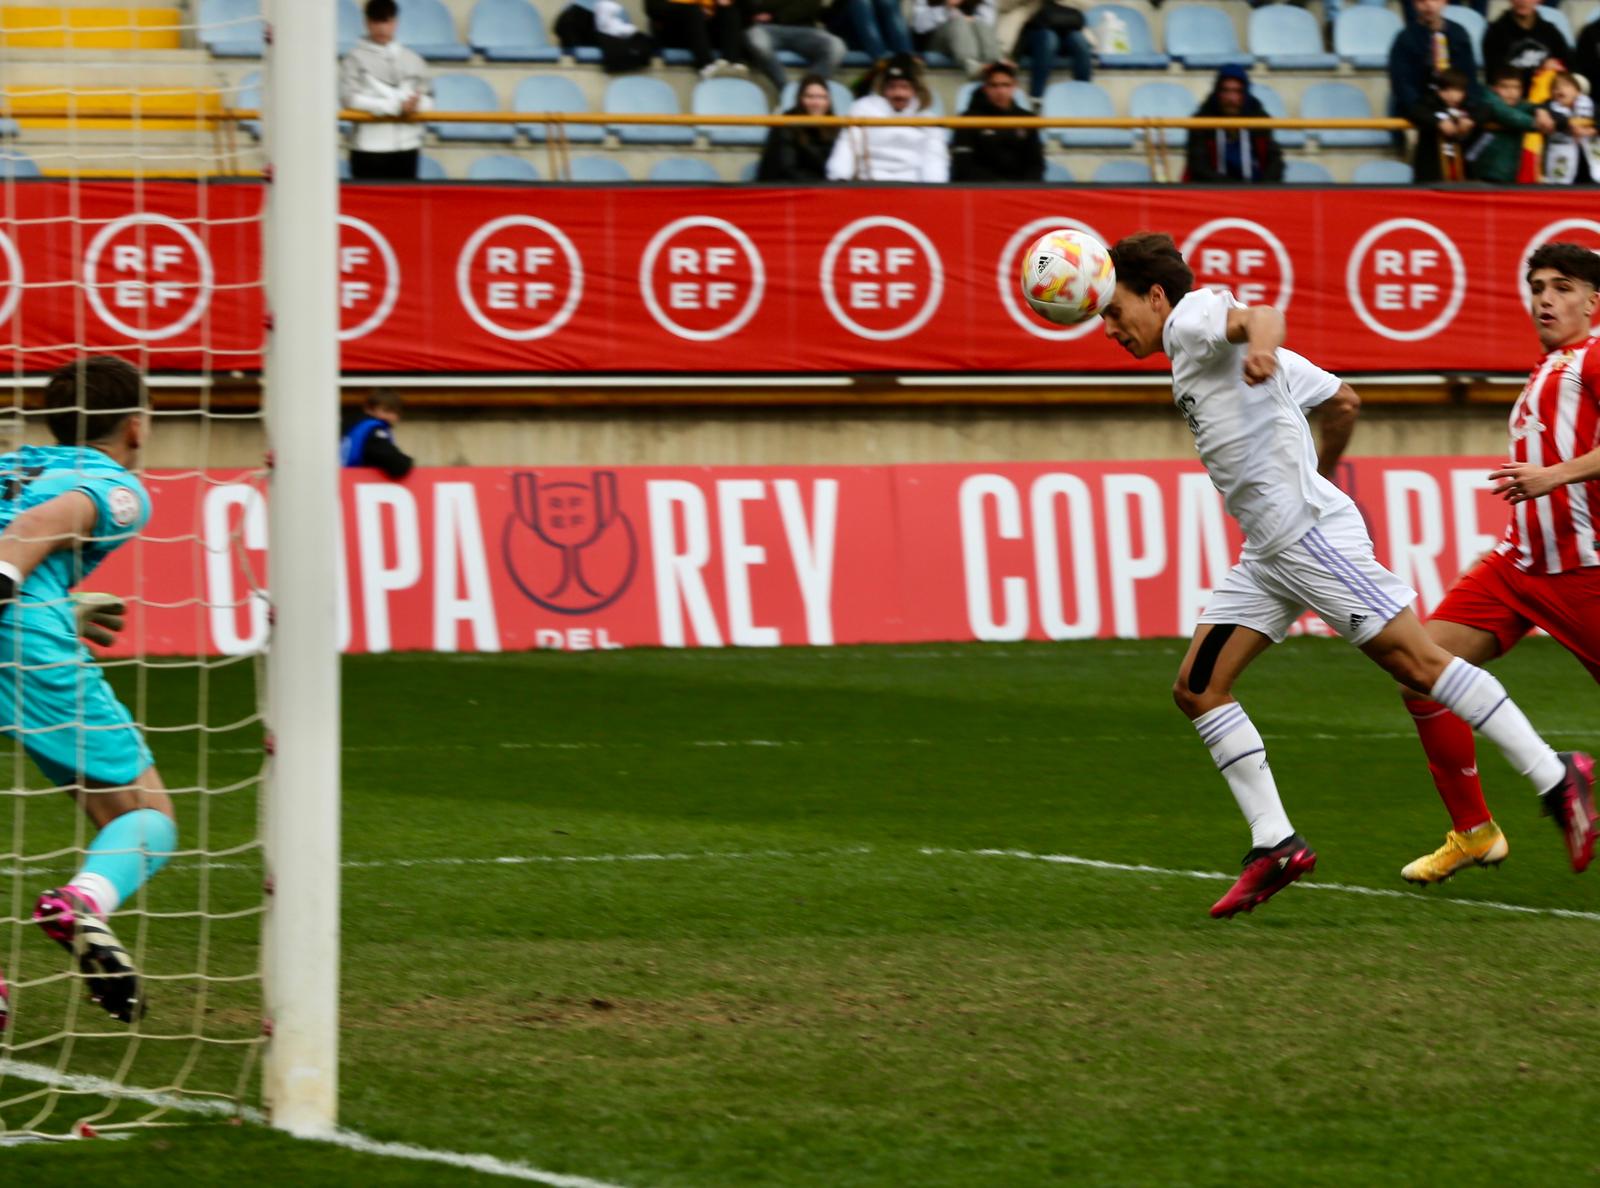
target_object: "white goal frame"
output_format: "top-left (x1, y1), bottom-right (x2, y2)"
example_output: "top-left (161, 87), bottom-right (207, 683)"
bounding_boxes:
top-left (261, 0), bottom-right (342, 1137)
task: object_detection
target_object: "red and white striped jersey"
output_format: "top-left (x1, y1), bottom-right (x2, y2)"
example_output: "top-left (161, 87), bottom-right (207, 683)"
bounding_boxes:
top-left (1497, 332), bottom-right (1600, 574)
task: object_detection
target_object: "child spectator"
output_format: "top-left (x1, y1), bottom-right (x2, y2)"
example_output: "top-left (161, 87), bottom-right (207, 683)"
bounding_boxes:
top-left (1541, 71), bottom-right (1598, 184)
top-left (1467, 66), bottom-right (1553, 181)
top-left (1410, 69), bottom-right (1474, 182)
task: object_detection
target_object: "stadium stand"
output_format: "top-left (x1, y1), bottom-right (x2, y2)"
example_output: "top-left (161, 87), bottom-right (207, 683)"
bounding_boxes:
top-left (430, 73), bottom-right (517, 140)
top-left (1043, 81), bottom-right (1133, 148)
top-left (649, 155), bottom-right (723, 180)
top-left (468, 0), bottom-right (563, 61)
top-left (1129, 80), bottom-right (1198, 148)
top-left (1163, 6), bottom-right (1253, 70)
top-left (693, 78), bottom-right (769, 146)
top-left (569, 154), bottom-right (632, 179)
top-left (398, 0), bottom-right (474, 59)
top-left (1248, 5), bottom-right (1337, 70)
top-left (198, 0), bottom-right (264, 57)
top-left (1333, 6), bottom-right (1403, 71)
top-left (1086, 5), bottom-right (1169, 70)
top-left (1351, 158), bottom-right (1413, 183)
top-left (1441, 5), bottom-right (1487, 63)
top-left (418, 153), bottom-right (450, 177)
top-left (1283, 158), bottom-right (1334, 182)
top-left (1092, 158), bottom-right (1152, 182)
top-left (1044, 159), bottom-right (1074, 182)
top-left (606, 75), bottom-right (697, 145)
top-left (1301, 80), bottom-right (1390, 148)
top-left (0, 151), bottom-right (42, 178)
top-left (1250, 80), bottom-right (1304, 147)
top-left (468, 151), bottom-right (542, 178)
top-left (513, 74), bottom-right (606, 142)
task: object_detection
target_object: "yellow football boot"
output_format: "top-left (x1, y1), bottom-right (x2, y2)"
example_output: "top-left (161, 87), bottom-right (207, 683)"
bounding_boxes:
top-left (1401, 821), bottom-right (1509, 885)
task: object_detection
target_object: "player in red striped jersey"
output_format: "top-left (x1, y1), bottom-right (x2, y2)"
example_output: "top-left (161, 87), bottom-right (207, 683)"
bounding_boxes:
top-left (1400, 242), bottom-right (1600, 885)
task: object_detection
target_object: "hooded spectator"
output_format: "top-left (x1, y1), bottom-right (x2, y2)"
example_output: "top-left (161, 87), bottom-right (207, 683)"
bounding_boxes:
top-left (1183, 65), bottom-right (1283, 183)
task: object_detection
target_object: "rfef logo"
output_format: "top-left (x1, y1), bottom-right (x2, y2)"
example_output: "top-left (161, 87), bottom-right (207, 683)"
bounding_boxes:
top-left (338, 216), bottom-right (400, 342)
top-left (640, 216), bottom-right (765, 341)
top-left (0, 229), bottom-right (19, 328)
top-left (503, 471), bottom-right (638, 614)
top-left (820, 216), bottom-right (943, 341)
top-left (1345, 218), bottom-right (1464, 342)
top-left (456, 215), bottom-right (583, 341)
top-left (83, 213), bottom-right (214, 341)
top-left (1181, 218), bottom-right (1293, 309)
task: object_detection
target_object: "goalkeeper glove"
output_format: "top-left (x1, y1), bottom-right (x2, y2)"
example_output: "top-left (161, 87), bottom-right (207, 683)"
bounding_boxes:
top-left (73, 592), bottom-right (126, 647)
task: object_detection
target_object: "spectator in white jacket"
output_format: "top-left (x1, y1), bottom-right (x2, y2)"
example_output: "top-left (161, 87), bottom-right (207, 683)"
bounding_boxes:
top-left (825, 55), bottom-right (950, 181)
top-left (339, 0), bottom-right (434, 179)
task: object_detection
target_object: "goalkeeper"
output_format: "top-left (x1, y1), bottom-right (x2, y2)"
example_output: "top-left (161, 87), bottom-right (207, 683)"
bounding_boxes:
top-left (0, 356), bottom-right (171, 1030)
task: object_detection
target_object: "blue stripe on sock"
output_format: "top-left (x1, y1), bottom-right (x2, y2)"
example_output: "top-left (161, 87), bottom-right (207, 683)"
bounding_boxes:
top-left (1435, 660), bottom-right (1477, 706)
top-left (1218, 747), bottom-right (1266, 772)
top-left (1197, 706), bottom-right (1247, 747)
top-left (1473, 695), bottom-right (1508, 730)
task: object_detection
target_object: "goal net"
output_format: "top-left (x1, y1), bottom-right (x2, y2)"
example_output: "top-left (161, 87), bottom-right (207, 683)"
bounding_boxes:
top-left (0, 0), bottom-right (339, 1141)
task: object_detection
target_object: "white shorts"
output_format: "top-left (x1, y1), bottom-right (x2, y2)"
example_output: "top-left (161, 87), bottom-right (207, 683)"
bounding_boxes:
top-left (1198, 506), bottom-right (1416, 646)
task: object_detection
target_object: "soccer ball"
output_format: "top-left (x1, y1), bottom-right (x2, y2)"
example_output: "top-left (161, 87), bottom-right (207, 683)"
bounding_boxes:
top-left (1021, 229), bottom-right (1116, 326)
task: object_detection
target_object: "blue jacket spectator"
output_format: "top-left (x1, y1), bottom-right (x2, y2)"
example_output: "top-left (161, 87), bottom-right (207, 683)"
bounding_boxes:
top-left (341, 390), bottom-right (414, 479)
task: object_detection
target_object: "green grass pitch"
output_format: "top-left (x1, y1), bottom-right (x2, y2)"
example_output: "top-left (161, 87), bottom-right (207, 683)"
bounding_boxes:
top-left (5, 638), bottom-right (1600, 1186)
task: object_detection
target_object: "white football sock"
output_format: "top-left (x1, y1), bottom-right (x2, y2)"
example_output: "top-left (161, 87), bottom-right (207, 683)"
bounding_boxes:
top-left (1430, 658), bottom-right (1565, 792)
top-left (67, 871), bottom-right (120, 916)
top-left (1194, 702), bottom-right (1293, 850)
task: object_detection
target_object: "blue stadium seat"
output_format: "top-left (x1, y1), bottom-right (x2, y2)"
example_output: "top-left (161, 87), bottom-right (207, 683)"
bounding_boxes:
top-left (778, 79), bottom-right (853, 114)
top-left (1251, 81), bottom-right (1304, 147)
top-left (1283, 159), bottom-right (1333, 183)
top-left (1129, 81), bottom-right (1197, 148)
top-left (606, 76), bottom-right (696, 144)
top-left (231, 69), bottom-right (262, 139)
top-left (569, 155), bottom-right (631, 181)
top-left (1351, 158), bottom-right (1413, 183)
top-left (1301, 81), bottom-right (1389, 148)
top-left (1044, 159), bottom-right (1074, 182)
top-left (0, 151), bottom-right (41, 178)
top-left (1043, 81), bottom-right (1132, 148)
top-left (739, 159), bottom-right (760, 180)
top-left (842, 49), bottom-right (874, 67)
top-left (1248, 5), bottom-right (1337, 69)
top-left (1442, 6), bottom-right (1486, 63)
top-left (513, 75), bottom-right (605, 143)
top-left (1092, 158), bottom-right (1151, 183)
top-left (692, 77), bottom-right (768, 145)
top-left (469, 0), bottom-right (563, 61)
top-left (1333, 6), bottom-right (1402, 70)
top-left (1163, 6), bottom-right (1252, 68)
top-left (660, 47), bottom-right (695, 65)
top-left (199, 0), bottom-right (264, 57)
top-left (923, 51), bottom-right (956, 69)
top-left (397, 0), bottom-right (473, 60)
top-left (649, 156), bottom-right (723, 181)
top-left (1086, 5), bottom-right (1169, 69)
top-left (430, 74), bottom-right (516, 141)
top-left (469, 153), bottom-right (541, 180)
top-left (338, 0), bottom-right (362, 54)
top-left (1542, 5), bottom-right (1576, 45)
top-left (418, 154), bottom-right (449, 179)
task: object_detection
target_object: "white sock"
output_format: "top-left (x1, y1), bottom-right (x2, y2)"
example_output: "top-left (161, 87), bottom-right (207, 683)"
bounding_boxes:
top-left (1430, 658), bottom-right (1565, 792)
top-left (67, 871), bottom-right (120, 916)
top-left (1194, 702), bottom-right (1293, 850)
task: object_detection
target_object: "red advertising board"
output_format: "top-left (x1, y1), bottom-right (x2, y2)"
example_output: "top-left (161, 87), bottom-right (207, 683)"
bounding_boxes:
top-left (0, 182), bottom-right (1595, 376)
top-left (100, 457), bottom-right (1511, 656)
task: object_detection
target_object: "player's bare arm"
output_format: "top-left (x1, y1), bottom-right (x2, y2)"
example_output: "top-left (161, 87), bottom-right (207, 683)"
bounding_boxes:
top-left (1223, 305), bottom-right (1285, 385)
top-left (1314, 383), bottom-right (1361, 479)
top-left (1490, 443), bottom-right (1600, 504)
top-left (0, 490), bottom-right (97, 594)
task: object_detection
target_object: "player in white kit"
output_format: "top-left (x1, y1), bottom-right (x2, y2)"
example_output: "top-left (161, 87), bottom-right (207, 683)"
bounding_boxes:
top-left (1097, 233), bottom-right (1593, 918)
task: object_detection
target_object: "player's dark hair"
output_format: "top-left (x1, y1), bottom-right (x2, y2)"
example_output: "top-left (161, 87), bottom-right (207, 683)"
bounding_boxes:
top-left (42, 355), bottom-right (147, 446)
top-left (1526, 242), bottom-right (1600, 290)
top-left (1109, 232), bottom-right (1194, 306)
top-left (365, 387), bottom-right (404, 415)
top-left (365, 0), bottom-right (398, 22)
top-left (1489, 66), bottom-right (1523, 88)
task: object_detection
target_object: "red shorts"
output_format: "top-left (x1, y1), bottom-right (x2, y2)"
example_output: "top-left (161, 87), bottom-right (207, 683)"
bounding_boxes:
top-left (1429, 550), bottom-right (1600, 683)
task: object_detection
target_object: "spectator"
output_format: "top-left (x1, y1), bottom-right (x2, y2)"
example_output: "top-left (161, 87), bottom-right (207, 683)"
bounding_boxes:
top-left (1409, 68), bottom-right (1475, 181)
top-left (595, 0), bottom-right (657, 73)
top-left (647, 0), bottom-right (750, 78)
top-left (826, 54), bottom-right (950, 181)
top-left (1389, 0), bottom-right (1480, 125)
top-left (745, 0), bottom-right (846, 90)
top-left (1578, 16), bottom-right (1600, 103)
top-left (952, 61), bottom-right (1044, 180)
top-left (912, 0), bottom-right (1002, 78)
top-left (339, 0), bottom-right (432, 180)
top-left (341, 390), bottom-right (414, 480)
top-left (1467, 66), bottom-right (1553, 181)
top-left (1000, 0), bottom-right (1093, 104)
top-left (826, 0), bottom-right (912, 60)
top-left (1541, 70), bottom-right (1597, 184)
top-left (1483, 0), bottom-right (1573, 89)
top-left (756, 74), bottom-right (839, 179)
top-left (1398, 0), bottom-right (1486, 23)
top-left (1183, 64), bottom-right (1283, 183)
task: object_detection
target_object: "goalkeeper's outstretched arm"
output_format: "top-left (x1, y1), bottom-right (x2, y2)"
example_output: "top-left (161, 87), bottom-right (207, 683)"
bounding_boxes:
top-left (0, 491), bottom-right (98, 606)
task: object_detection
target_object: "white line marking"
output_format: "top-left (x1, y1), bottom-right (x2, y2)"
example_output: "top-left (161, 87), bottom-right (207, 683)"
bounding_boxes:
top-left (923, 847), bottom-right (1600, 923)
top-left (0, 1059), bottom-right (631, 1186)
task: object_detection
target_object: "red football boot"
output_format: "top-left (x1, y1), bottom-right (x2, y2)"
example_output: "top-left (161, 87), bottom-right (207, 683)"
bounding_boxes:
top-left (1210, 833), bottom-right (1317, 919)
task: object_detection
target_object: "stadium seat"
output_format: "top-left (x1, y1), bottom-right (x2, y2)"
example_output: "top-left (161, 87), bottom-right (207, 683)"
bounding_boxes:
top-left (1092, 158), bottom-right (1152, 182)
top-left (429, 74), bottom-right (516, 142)
top-left (397, 0), bottom-right (472, 60)
top-left (513, 75), bottom-right (605, 143)
top-left (0, 151), bottom-right (41, 178)
top-left (418, 154), bottom-right (449, 178)
top-left (739, 159), bottom-right (760, 180)
top-left (1301, 81), bottom-right (1389, 148)
top-left (649, 156), bottom-right (723, 181)
top-left (1249, 5), bottom-right (1338, 70)
top-left (1282, 158), bottom-right (1333, 183)
top-left (338, 0), bottom-right (362, 54)
top-left (1442, 6), bottom-right (1486, 63)
top-left (1044, 159), bottom-right (1074, 182)
top-left (778, 79), bottom-right (853, 115)
top-left (923, 51), bottom-right (956, 69)
top-left (1251, 81), bottom-right (1304, 147)
top-left (1352, 158), bottom-right (1413, 183)
top-left (231, 70), bottom-right (262, 140)
top-left (199, 0), bottom-right (264, 57)
top-left (1542, 5), bottom-right (1576, 45)
top-left (1333, 6), bottom-right (1402, 69)
top-left (339, 156), bottom-right (352, 180)
top-left (692, 77), bottom-right (768, 146)
top-left (569, 154), bottom-right (631, 180)
top-left (1043, 81), bottom-right (1133, 148)
top-left (1129, 81), bottom-right (1197, 148)
top-left (1579, 2), bottom-right (1600, 29)
top-left (1163, 6), bottom-right (1253, 69)
top-left (468, 0), bottom-right (563, 62)
top-left (1086, 5), bottom-right (1170, 69)
top-left (469, 153), bottom-right (541, 180)
top-left (606, 76), bottom-right (697, 144)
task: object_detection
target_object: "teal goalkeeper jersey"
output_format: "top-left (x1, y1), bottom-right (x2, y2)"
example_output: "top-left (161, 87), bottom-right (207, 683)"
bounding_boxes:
top-left (0, 444), bottom-right (150, 646)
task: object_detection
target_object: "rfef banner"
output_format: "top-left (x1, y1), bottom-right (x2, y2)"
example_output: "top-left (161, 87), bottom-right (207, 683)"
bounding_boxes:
top-left (100, 457), bottom-right (1511, 656)
top-left (0, 183), bottom-right (1596, 375)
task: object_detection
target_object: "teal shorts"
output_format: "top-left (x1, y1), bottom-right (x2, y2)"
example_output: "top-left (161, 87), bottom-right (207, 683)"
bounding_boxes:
top-left (0, 641), bottom-right (153, 788)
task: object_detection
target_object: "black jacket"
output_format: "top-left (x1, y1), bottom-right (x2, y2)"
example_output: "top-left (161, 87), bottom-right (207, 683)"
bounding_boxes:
top-left (1482, 11), bottom-right (1572, 84)
top-left (1408, 90), bottom-right (1469, 182)
top-left (1388, 21), bottom-right (1480, 118)
top-left (340, 412), bottom-right (414, 480)
top-left (951, 89), bottom-right (1044, 181)
top-left (1183, 91), bottom-right (1283, 182)
top-left (749, 0), bottom-right (823, 24)
top-left (756, 121), bottom-right (838, 181)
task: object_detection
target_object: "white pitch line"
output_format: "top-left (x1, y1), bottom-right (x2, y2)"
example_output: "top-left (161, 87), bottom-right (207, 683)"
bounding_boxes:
top-left (925, 847), bottom-right (1600, 924)
top-left (0, 1059), bottom-right (632, 1187)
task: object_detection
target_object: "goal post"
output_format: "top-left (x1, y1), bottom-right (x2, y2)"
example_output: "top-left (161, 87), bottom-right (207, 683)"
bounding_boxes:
top-left (261, 0), bottom-right (342, 1137)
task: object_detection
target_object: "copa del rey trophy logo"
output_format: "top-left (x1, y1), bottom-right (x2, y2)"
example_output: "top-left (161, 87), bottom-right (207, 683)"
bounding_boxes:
top-left (501, 471), bottom-right (638, 617)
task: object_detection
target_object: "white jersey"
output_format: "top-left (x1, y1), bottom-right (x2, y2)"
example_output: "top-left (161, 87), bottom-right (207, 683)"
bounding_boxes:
top-left (1164, 287), bottom-right (1353, 558)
